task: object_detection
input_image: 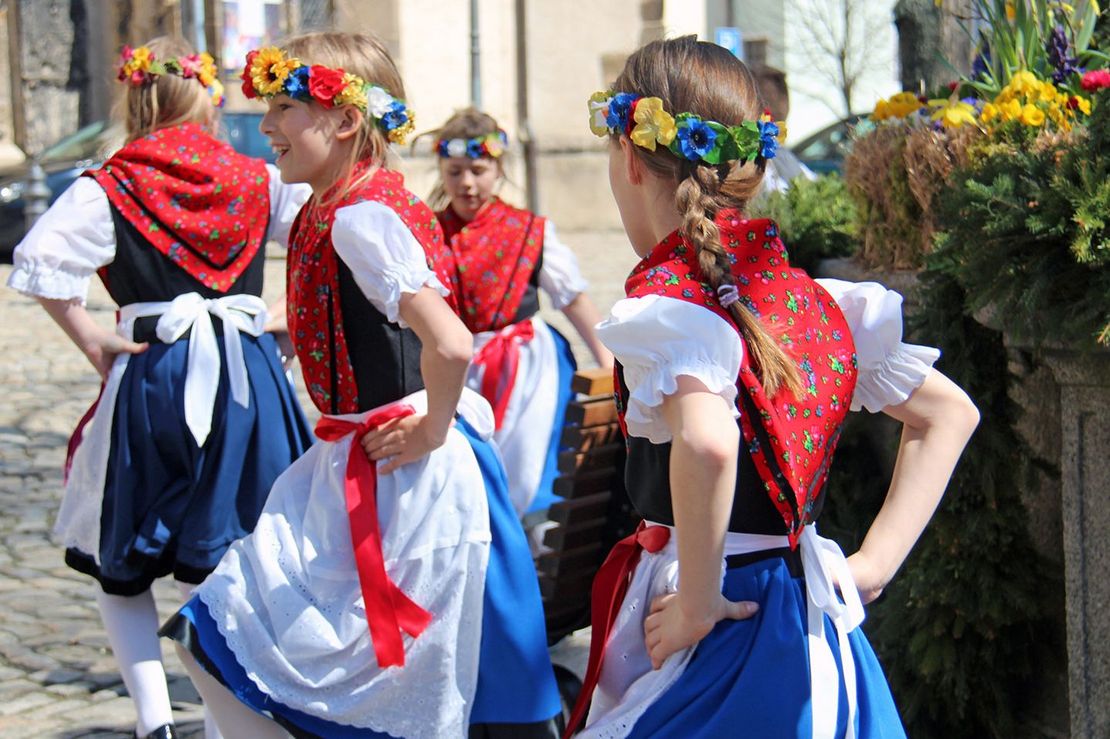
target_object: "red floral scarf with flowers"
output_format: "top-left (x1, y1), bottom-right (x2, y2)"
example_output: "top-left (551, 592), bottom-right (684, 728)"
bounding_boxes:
top-left (622, 214), bottom-right (859, 546)
top-left (437, 198), bottom-right (545, 333)
top-left (288, 166), bottom-right (458, 414)
top-left (85, 122), bottom-right (270, 291)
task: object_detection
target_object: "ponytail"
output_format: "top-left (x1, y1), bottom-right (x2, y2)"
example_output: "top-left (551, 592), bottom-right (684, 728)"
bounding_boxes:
top-left (676, 165), bottom-right (803, 399)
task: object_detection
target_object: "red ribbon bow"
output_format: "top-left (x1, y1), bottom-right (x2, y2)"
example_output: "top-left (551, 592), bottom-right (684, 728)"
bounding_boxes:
top-left (564, 522), bottom-right (671, 737)
top-left (472, 320), bottom-right (536, 429)
top-left (314, 404), bottom-right (433, 668)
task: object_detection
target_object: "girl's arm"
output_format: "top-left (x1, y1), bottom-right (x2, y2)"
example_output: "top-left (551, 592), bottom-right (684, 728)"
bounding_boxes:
top-left (361, 286), bottom-right (473, 474)
top-left (37, 297), bottom-right (148, 380)
top-left (560, 293), bottom-right (615, 368)
top-left (848, 368), bottom-right (979, 602)
top-left (643, 375), bottom-right (759, 669)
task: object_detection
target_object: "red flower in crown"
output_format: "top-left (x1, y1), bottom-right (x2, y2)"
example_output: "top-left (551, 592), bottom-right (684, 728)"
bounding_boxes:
top-left (308, 65), bottom-right (347, 107)
top-left (241, 50), bottom-right (259, 99)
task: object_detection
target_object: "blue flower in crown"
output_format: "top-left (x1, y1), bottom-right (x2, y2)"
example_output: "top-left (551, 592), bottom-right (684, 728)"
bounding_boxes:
top-left (758, 120), bottom-right (780, 159)
top-left (675, 118), bottom-right (717, 161)
top-left (435, 139), bottom-right (451, 157)
top-left (466, 138), bottom-right (485, 158)
top-left (381, 101), bottom-right (409, 131)
top-left (606, 92), bottom-right (638, 132)
top-left (284, 65), bottom-right (310, 99)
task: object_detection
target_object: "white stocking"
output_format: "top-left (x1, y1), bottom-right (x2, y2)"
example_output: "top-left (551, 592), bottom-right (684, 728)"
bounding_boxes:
top-left (94, 588), bottom-right (173, 736)
top-left (174, 581), bottom-right (223, 739)
top-left (174, 644), bottom-right (290, 738)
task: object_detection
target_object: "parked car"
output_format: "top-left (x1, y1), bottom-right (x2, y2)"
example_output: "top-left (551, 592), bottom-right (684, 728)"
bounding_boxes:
top-left (791, 114), bottom-right (873, 175)
top-left (0, 111), bottom-right (270, 261)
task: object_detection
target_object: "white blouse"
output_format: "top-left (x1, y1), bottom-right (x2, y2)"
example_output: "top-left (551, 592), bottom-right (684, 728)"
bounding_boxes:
top-left (7, 164), bottom-right (310, 304)
top-left (596, 278), bottom-right (940, 443)
top-left (538, 220), bottom-right (589, 310)
top-left (332, 200), bottom-right (450, 328)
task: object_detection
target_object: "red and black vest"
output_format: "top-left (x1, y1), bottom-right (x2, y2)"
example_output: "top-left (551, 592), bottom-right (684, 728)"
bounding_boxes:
top-left (437, 198), bottom-right (545, 333)
top-left (616, 214), bottom-right (858, 546)
top-left (85, 122), bottom-right (271, 300)
top-left (287, 167), bottom-right (458, 415)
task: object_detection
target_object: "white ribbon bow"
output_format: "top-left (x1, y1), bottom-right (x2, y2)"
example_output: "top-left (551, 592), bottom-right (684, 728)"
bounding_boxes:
top-left (119, 293), bottom-right (269, 448)
top-left (799, 525), bottom-right (866, 739)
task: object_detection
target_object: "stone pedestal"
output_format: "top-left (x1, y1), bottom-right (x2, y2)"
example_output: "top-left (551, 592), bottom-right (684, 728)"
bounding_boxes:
top-left (1043, 349), bottom-right (1110, 739)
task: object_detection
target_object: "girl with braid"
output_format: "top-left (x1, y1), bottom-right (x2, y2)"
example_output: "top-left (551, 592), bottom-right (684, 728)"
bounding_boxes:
top-left (564, 36), bottom-right (979, 737)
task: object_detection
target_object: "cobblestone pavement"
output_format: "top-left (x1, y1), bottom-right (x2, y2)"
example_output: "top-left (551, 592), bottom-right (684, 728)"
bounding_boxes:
top-left (0, 230), bottom-right (634, 737)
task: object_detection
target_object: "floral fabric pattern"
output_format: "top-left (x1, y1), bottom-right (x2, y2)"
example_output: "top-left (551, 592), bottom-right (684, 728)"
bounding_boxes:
top-left (622, 214), bottom-right (859, 544)
top-left (84, 123), bottom-right (270, 291)
top-left (437, 198), bottom-right (544, 333)
top-left (287, 166), bottom-right (458, 414)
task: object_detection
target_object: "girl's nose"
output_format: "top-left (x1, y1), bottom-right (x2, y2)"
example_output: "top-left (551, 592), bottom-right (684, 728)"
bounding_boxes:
top-left (259, 109), bottom-right (275, 136)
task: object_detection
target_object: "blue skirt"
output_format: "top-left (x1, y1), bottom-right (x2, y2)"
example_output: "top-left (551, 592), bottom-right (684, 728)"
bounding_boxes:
top-left (527, 325), bottom-right (577, 516)
top-left (628, 557), bottom-right (905, 738)
top-left (68, 332), bottom-right (313, 595)
top-left (167, 417), bottom-right (560, 736)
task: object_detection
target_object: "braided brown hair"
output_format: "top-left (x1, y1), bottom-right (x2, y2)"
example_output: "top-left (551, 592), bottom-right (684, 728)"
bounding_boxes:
top-left (613, 36), bottom-right (802, 397)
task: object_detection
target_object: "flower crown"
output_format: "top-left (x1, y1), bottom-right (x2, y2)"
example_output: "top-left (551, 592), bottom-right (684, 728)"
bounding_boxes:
top-left (117, 46), bottom-right (225, 107)
top-left (241, 47), bottom-right (415, 145)
top-left (588, 91), bottom-right (782, 165)
top-left (435, 130), bottom-right (509, 159)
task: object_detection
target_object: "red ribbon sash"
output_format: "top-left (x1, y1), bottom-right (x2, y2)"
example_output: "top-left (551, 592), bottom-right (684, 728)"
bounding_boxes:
top-left (313, 404), bottom-right (434, 668)
top-left (471, 320), bottom-right (536, 429)
top-left (564, 522), bottom-right (671, 737)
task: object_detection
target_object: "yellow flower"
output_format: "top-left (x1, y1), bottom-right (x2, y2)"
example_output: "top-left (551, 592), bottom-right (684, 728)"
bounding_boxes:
top-left (588, 91), bottom-right (612, 137)
top-left (1078, 97), bottom-right (1092, 115)
top-left (388, 114), bottom-right (415, 145)
top-left (981, 102), bottom-right (1000, 123)
top-left (197, 52), bottom-right (217, 87)
top-left (871, 99), bottom-right (890, 121)
top-left (629, 97), bottom-right (677, 151)
top-left (334, 73), bottom-right (368, 110)
top-left (1005, 1), bottom-right (1016, 21)
top-left (1020, 103), bottom-right (1045, 126)
top-left (251, 47), bottom-right (296, 97)
top-left (1000, 98), bottom-right (1022, 121)
top-left (776, 120), bottom-right (788, 143)
top-left (122, 45), bottom-right (154, 77)
top-left (930, 99), bottom-right (978, 129)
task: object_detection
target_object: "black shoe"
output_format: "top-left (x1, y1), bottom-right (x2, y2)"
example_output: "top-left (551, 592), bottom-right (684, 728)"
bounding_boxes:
top-left (134, 725), bottom-right (177, 739)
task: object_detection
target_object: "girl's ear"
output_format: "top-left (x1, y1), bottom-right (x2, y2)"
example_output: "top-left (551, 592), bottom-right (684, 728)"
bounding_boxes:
top-left (335, 105), bottom-right (364, 141)
top-left (620, 136), bottom-right (643, 186)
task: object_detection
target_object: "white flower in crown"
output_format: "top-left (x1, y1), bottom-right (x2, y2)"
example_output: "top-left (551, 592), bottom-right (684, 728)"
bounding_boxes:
top-left (446, 138), bottom-right (468, 158)
top-left (367, 86), bottom-right (395, 118)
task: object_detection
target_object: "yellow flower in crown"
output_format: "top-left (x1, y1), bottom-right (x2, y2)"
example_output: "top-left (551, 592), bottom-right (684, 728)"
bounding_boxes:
top-left (251, 47), bottom-right (300, 97)
top-left (588, 91), bottom-right (612, 137)
top-left (334, 73), bottom-right (368, 109)
top-left (388, 113), bottom-right (415, 145)
top-left (122, 45), bottom-right (154, 77)
top-left (629, 97), bottom-right (677, 151)
top-left (197, 52), bottom-right (217, 87)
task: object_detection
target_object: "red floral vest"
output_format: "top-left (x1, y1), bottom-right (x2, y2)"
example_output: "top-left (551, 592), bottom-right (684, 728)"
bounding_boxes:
top-left (621, 214), bottom-right (858, 545)
top-left (437, 198), bottom-right (545, 333)
top-left (85, 122), bottom-right (270, 291)
top-left (287, 167), bottom-right (458, 414)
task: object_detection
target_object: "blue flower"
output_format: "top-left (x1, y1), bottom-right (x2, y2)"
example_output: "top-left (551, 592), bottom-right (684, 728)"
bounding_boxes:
top-left (436, 139), bottom-right (450, 157)
top-left (675, 118), bottom-right (717, 160)
top-left (758, 120), bottom-right (779, 159)
top-left (466, 138), bottom-right (485, 158)
top-left (284, 66), bottom-right (310, 99)
top-left (381, 101), bottom-right (408, 131)
top-left (606, 92), bottom-right (638, 132)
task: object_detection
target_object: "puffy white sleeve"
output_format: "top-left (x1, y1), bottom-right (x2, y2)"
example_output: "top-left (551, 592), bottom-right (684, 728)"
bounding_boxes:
top-left (538, 220), bottom-right (589, 310)
top-left (265, 163), bottom-right (310, 248)
top-left (597, 294), bottom-right (742, 443)
top-left (6, 177), bottom-right (116, 304)
top-left (332, 200), bottom-right (450, 327)
top-left (817, 278), bottom-right (941, 413)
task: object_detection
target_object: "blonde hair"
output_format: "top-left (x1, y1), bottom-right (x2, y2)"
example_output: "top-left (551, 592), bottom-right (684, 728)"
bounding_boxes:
top-left (119, 36), bottom-right (215, 142)
top-left (281, 31), bottom-right (405, 201)
top-left (422, 107), bottom-right (503, 211)
top-left (614, 36), bottom-right (802, 397)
